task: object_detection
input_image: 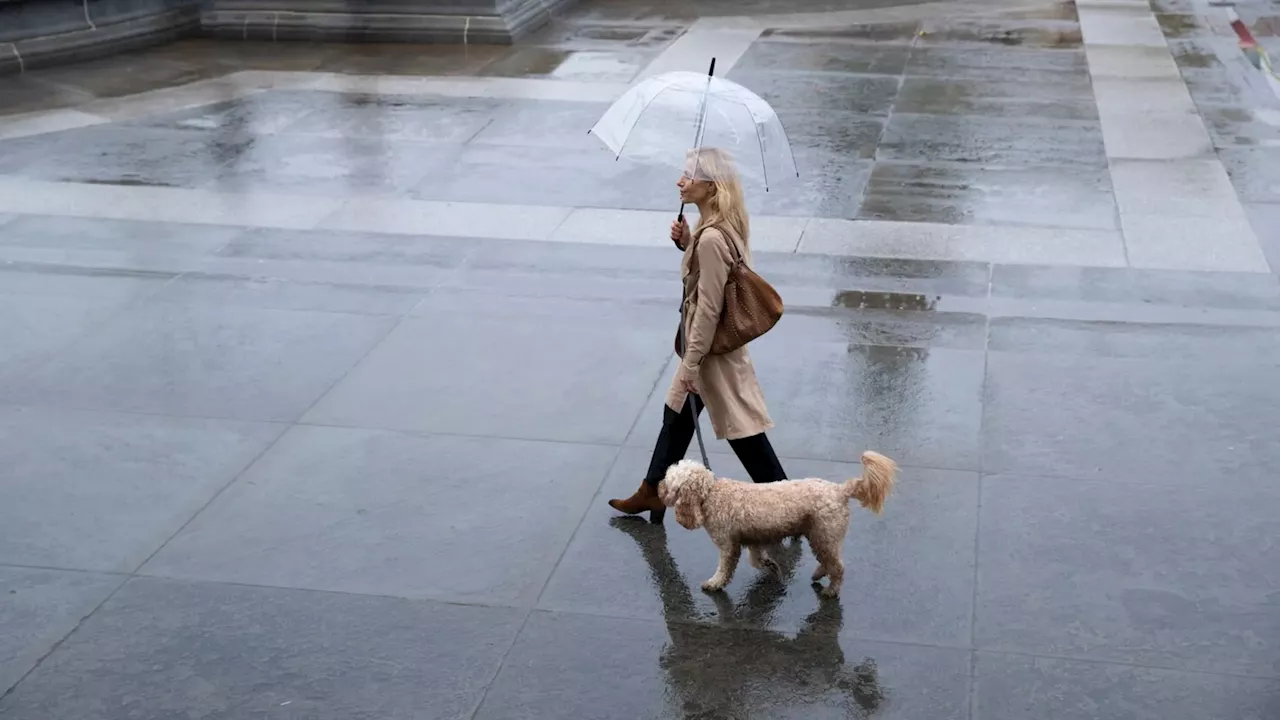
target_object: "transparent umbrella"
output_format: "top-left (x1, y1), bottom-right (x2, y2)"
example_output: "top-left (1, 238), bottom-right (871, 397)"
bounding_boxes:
top-left (588, 64), bottom-right (800, 194)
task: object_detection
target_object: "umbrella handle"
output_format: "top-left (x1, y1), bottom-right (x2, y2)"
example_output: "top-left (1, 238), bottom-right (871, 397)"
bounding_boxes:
top-left (674, 59), bottom-right (715, 244)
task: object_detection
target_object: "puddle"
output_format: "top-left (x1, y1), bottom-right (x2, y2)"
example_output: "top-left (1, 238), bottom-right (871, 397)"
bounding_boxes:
top-left (75, 177), bottom-right (181, 188)
top-left (919, 22), bottom-right (1083, 48)
top-left (1171, 47), bottom-right (1218, 68)
top-left (760, 22), bottom-right (921, 44)
top-left (1157, 13), bottom-right (1202, 38)
top-left (832, 290), bottom-right (940, 311)
top-left (1001, 2), bottom-right (1079, 22)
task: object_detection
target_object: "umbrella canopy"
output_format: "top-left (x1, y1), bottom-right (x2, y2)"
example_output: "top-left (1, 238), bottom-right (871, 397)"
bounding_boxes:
top-left (589, 71), bottom-right (799, 191)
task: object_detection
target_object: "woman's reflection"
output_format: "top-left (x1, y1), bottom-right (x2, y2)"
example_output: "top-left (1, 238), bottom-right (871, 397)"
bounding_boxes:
top-left (611, 517), bottom-right (886, 718)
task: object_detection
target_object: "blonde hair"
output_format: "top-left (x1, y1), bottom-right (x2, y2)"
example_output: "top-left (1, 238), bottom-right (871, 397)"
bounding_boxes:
top-left (685, 148), bottom-right (750, 249)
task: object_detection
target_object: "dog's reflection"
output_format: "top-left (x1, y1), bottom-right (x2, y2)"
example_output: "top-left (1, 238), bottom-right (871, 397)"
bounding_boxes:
top-left (611, 517), bottom-right (886, 719)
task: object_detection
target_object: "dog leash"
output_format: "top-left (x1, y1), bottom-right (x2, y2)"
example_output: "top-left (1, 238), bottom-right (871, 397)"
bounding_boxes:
top-left (676, 311), bottom-right (711, 469)
top-left (689, 395), bottom-right (710, 468)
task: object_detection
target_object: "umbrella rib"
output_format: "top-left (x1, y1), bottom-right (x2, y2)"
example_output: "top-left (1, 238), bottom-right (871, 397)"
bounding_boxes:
top-left (753, 118), bottom-right (771, 192)
top-left (613, 83), bottom-right (696, 161)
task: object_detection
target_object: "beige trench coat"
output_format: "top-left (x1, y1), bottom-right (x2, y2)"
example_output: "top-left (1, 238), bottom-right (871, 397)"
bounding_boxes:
top-left (666, 224), bottom-right (775, 441)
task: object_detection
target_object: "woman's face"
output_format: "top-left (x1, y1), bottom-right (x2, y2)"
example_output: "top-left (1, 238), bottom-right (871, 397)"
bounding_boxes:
top-left (677, 171), bottom-right (715, 205)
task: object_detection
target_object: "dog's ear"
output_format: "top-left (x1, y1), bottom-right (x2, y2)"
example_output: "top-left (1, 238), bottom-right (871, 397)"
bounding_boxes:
top-left (674, 491), bottom-right (704, 530)
top-left (664, 461), bottom-right (709, 530)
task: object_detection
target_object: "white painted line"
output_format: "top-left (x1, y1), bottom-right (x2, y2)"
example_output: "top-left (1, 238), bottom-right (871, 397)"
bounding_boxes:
top-left (0, 109), bottom-right (108, 140)
top-left (1076, 6), bottom-right (1169, 47)
top-left (1123, 215), bottom-right (1270, 272)
top-left (638, 18), bottom-right (763, 79)
top-left (318, 198), bottom-right (574, 241)
top-left (0, 177), bottom-right (336, 230)
top-left (228, 71), bottom-right (628, 103)
top-left (1078, 0), bottom-right (1271, 272)
top-left (797, 218), bottom-right (1128, 267)
top-left (0, 177), bottom-right (1149, 267)
top-left (1085, 45), bottom-right (1182, 79)
top-left (550, 208), bottom-right (806, 253)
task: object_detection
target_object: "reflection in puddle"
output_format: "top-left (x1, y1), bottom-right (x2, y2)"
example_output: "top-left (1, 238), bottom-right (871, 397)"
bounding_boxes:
top-left (1157, 13), bottom-right (1202, 38)
top-left (612, 519), bottom-right (886, 718)
top-left (832, 290), bottom-right (939, 312)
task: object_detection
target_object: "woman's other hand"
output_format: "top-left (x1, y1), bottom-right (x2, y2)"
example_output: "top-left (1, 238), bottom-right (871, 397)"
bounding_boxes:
top-left (675, 363), bottom-right (699, 394)
top-left (670, 218), bottom-right (691, 250)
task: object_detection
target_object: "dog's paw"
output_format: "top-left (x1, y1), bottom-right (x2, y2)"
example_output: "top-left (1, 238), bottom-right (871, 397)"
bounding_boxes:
top-left (818, 585), bottom-right (841, 600)
top-left (811, 565), bottom-right (828, 582)
top-left (701, 577), bottom-right (727, 592)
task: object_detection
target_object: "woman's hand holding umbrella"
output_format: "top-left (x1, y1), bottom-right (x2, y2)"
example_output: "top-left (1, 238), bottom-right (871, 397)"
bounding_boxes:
top-left (670, 217), bottom-right (691, 250)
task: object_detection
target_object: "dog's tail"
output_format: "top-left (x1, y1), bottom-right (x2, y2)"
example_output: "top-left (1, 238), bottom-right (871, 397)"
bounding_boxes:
top-left (846, 451), bottom-right (897, 514)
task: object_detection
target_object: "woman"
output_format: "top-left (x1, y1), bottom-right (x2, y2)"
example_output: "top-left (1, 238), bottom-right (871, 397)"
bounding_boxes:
top-left (609, 148), bottom-right (787, 523)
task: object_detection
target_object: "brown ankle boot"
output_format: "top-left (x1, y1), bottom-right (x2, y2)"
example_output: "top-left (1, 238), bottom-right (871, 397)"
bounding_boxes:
top-left (608, 481), bottom-right (665, 523)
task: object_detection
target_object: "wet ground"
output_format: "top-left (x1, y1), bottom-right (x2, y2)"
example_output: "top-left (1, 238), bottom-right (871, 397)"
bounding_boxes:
top-left (2, 0), bottom-right (1280, 718)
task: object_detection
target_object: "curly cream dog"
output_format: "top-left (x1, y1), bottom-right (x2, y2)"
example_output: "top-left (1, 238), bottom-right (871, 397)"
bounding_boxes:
top-left (658, 451), bottom-right (897, 598)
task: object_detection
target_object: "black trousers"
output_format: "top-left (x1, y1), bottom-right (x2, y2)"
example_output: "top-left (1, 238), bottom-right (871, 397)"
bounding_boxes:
top-left (644, 394), bottom-right (787, 487)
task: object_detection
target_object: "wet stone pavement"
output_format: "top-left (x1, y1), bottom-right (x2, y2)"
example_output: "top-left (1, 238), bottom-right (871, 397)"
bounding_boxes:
top-left (2, 0), bottom-right (1280, 719)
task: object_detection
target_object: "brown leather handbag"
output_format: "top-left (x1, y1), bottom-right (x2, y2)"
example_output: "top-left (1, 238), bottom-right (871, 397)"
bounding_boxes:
top-left (675, 231), bottom-right (784, 357)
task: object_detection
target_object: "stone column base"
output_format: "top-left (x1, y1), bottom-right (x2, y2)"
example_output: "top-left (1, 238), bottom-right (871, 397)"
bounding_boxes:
top-left (0, 0), bottom-right (199, 75)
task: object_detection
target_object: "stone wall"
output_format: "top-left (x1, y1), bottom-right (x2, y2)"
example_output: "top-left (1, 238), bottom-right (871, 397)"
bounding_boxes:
top-left (199, 0), bottom-right (579, 44)
top-left (0, 0), bottom-right (200, 74)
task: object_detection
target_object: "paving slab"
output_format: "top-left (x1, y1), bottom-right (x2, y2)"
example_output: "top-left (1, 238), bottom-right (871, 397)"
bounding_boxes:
top-left (1220, 147), bottom-right (1280, 204)
top-left (410, 144), bottom-right (676, 212)
top-left (990, 263), bottom-right (1280, 310)
top-left (858, 162), bottom-right (1117, 229)
top-left (878, 113), bottom-right (1107, 168)
top-left (475, 610), bottom-right (972, 720)
top-left (0, 264), bottom-right (175, 301)
top-left (973, 653), bottom-right (1280, 720)
top-left (735, 38), bottom-right (912, 75)
top-left (0, 567), bottom-right (124, 696)
top-left (1085, 44), bottom-right (1183, 79)
top-left (277, 94), bottom-right (502, 143)
top-left (0, 215), bottom-right (243, 257)
top-left (0, 176), bottom-right (340, 230)
top-left (1077, 6), bottom-right (1168, 46)
top-left (1246, 202), bottom-right (1280, 274)
top-left (304, 293), bottom-right (674, 443)
top-left (895, 76), bottom-right (1097, 119)
top-left (904, 45), bottom-right (1090, 82)
top-left (1121, 214), bottom-right (1269, 272)
top-left (0, 125), bottom-right (251, 188)
top-left (0, 292), bottom-right (144, 368)
top-left (1097, 110), bottom-right (1215, 159)
top-left (916, 17), bottom-right (1083, 48)
top-left (0, 405), bottom-right (282, 571)
top-left (624, 312), bottom-right (987, 470)
top-left (142, 427), bottom-right (615, 605)
top-left (725, 69), bottom-right (901, 114)
top-left (799, 218), bottom-right (1127, 266)
top-left (0, 302), bottom-right (397, 422)
top-left (479, 46), bottom-right (656, 83)
top-left (152, 275), bottom-right (428, 315)
top-left (541, 449), bottom-right (980, 647)
top-left (125, 90), bottom-right (321, 135)
top-left (469, 100), bottom-right (612, 150)
top-left (0, 578), bottom-right (525, 720)
top-left (203, 134), bottom-right (455, 197)
top-left (982, 347), bottom-right (1280, 484)
top-left (976, 472), bottom-right (1280, 676)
